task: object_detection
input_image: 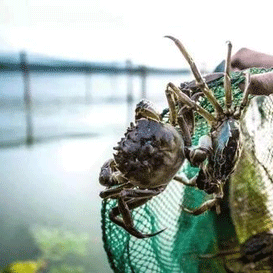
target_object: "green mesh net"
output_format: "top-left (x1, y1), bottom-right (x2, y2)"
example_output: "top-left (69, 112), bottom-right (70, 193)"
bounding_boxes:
top-left (101, 68), bottom-right (273, 273)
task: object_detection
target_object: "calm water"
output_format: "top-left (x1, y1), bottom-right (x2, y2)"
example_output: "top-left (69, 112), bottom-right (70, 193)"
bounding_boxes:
top-left (0, 71), bottom-right (191, 272)
top-left (0, 71), bottom-right (190, 145)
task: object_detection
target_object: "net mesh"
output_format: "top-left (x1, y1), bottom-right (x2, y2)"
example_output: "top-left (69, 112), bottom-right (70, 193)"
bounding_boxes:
top-left (101, 68), bottom-right (273, 273)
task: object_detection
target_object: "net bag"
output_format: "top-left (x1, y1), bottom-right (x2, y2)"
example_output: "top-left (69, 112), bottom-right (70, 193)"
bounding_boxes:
top-left (101, 68), bottom-right (273, 273)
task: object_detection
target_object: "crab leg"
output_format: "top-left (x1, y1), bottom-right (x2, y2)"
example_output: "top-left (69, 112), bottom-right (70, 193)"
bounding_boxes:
top-left (165, 36), bottom-right (224, 118)
top-left (224, 41), bottom-right (233, 110)
top-left (165, 87), bottom-right (177, 126)
top-left (240, 73), bottom-right (251, 109)
top-left (176, 107), bottom-right (193, 147)
top-left (165, 87), bottom-right (193, 145)
top-left (166, 82), bottom-right (217, 124)
top-left (234, 73), bottom-right (251, 119)
top-left (182, 184), bottom-right (224, 215)
top-left (109, 197), bottom-right (162, 238)
top-left (99, 181), bottom-right (133, 199)
top-left (182, 198), bottom-right (219, 215)
top-left (109, 188), bottom-right (166, 238)
top-left (173, 174), bottom-right (197, 187)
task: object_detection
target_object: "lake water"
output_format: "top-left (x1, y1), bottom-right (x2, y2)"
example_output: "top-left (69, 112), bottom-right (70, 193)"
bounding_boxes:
top-left (0, 71), bottom-right (191, 272)
top-left (0, 71), bottom-right (190, 145)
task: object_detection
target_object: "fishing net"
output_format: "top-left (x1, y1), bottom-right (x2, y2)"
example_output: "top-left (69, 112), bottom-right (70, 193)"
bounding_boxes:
top-left (101, 68), bottom-right (273, 273)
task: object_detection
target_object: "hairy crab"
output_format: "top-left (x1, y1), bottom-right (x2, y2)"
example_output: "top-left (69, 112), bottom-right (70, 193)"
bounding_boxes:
top-left (164, 37), bottom-right (252, 215)
top-left (99, 99), bottom-right (187, 238)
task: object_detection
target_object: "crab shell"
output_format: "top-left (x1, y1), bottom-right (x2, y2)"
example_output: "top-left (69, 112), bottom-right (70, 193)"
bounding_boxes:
top-left (113, 118), bottom-right (185, 188)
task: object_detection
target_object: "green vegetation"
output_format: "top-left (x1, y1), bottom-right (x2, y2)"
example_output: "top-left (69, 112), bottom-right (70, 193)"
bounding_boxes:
top-left (1, 225), bottom-right (91, 273)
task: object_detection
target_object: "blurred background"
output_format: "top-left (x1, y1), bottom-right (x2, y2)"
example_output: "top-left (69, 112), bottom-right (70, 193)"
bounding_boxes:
top-left (0, 0), bottom-right (272, 272)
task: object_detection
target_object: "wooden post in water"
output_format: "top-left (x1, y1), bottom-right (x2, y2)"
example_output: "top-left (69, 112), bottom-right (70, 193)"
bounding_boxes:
top-left (126, 60), bottom-right (134, 124)
top-left (140, 66), bottom-right (147, 99)
top-left (85, 71), bottom-right (92, 104)
top-left (20, 51), bottom-right (34, 145)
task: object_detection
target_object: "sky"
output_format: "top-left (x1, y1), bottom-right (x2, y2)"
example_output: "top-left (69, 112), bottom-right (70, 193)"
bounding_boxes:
top-left (0, 0), bottom-right (273, 70)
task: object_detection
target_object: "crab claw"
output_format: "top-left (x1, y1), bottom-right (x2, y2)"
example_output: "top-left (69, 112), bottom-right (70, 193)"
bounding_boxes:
top-left (135, 99), bottom-right (161, 122)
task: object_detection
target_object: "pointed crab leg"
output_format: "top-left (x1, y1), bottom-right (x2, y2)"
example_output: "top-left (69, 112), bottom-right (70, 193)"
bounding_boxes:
top-left (240, 72), bottom-right (251, 109)
top-left (182, 184), bottom-right (224, 215)
top-left (166, 82), bottom-right (217, 124)
top-left (109, 197), bottom-right (165, 238)
top-left (235, 72), bottom-right (251, 118)
top-left (165, 88), bottom-right (177, 125)
top-left (165, 36), bottom-right (224, 118)
top-left (224, 41), bottom-right (233, 110)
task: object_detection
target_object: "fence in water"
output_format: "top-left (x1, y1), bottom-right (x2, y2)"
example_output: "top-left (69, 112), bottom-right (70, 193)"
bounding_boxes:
top-left (0, 51), bottom-right (192, 146)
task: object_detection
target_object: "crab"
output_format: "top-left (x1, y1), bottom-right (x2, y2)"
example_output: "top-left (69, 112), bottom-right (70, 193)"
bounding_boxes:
top-left (164, 36), bottom-right (252, 215)
top-left (200, 231), bottom-right (273, 272)
top-left (99, 99), bottom-right (188, 238)
top-left (99, 36), bottom-right (252, 238)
